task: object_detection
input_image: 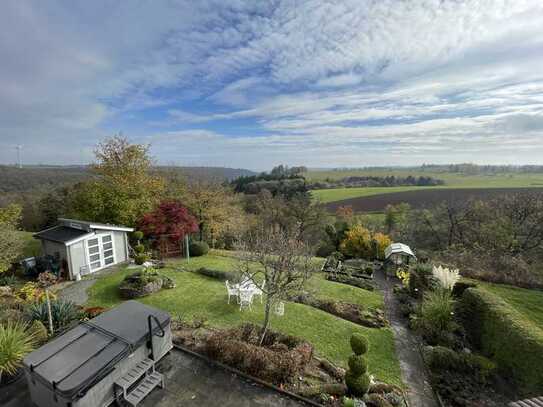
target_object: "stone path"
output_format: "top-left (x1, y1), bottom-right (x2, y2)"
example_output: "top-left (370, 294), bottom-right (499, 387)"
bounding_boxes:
top-left (56, 265), bottom-right (126, 305)
top-left (2, 348), bottom-right (306, 407)
top-left (374, 271), bottom-right (439, 407)
top-left (56, 279), bottom-right (96, 305)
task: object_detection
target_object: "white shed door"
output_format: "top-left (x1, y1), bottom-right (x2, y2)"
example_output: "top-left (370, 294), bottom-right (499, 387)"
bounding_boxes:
top-left (87, 234), bottom-right (115, 272)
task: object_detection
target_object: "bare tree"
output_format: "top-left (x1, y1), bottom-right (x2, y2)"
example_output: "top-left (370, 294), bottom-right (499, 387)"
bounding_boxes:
top-left (236, 226), bottom-right (317, 344)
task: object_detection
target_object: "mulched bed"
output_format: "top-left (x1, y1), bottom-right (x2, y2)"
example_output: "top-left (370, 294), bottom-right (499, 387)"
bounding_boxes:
top-left (290, 293), bottom-right (387, 328)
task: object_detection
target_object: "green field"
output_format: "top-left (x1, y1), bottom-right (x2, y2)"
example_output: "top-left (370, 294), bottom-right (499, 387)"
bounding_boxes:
top-left (87, 253), bottom-right (403, 386)
top-left (308, 169), bottom-right (543, 203)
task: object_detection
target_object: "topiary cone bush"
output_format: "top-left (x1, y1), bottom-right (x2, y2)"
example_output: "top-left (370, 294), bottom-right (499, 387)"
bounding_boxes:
top-left (345, 333), bottom-right (371, 397)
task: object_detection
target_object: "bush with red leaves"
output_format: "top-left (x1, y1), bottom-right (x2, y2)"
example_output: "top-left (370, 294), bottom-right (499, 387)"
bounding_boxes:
top-left (139, 200), bottom-right (198, 244)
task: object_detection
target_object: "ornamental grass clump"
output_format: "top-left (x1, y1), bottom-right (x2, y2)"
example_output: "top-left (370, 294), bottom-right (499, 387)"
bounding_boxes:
top-left (345, 333), bottom-right (371, 397)
top-left (417, 290), bottom-right (456, 345)
top-left (0, 321), bottom-right (36, 383)
top-left (432, 265), bottom-right (460, 290)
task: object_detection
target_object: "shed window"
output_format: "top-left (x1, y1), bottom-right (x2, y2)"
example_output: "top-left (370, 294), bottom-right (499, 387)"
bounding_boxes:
top-left (88, 238), bottom-right (99, 247)
top-left (102, 235), bottom-right (112, 243)
top-left (89, 246), bottom-right (99, 255)
top-left (103, 242), bottom-right (113, 250)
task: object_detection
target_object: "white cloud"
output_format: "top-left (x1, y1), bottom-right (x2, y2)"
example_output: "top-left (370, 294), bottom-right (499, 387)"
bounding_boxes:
top-left (0, 0), bottom-right (542, 167)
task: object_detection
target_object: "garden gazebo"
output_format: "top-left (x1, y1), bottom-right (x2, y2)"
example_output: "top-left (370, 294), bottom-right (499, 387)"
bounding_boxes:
top-left (384, 243), bottom-right (416, 266)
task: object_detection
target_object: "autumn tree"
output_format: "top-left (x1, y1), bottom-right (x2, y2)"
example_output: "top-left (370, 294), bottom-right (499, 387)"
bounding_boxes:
top-left (384, 203), bottom-right (410, 236)
top-left (236, 225), bottom-right (317, 344)
top-left (139, 201), bottom-right (198, 244)
top-left (340, 225), bottom-right (373, 259)
top-left (0, 204), bottom-right (24, 274)
top-left (373, 232), bottom-right (392, 260)
top-left (71, 135), bottom-right (165, 226)
top-left (182, 181), bottom-right (243, 245)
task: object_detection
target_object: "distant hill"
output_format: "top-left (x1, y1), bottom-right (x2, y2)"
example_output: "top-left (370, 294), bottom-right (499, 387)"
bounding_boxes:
top-left (0, 165), bottom-right (256, 194)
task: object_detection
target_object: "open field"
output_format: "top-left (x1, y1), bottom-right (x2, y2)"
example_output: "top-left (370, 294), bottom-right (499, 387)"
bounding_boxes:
top-left (306, 168), bottom-right (543, 186)
top-left (86, 253), bottom-right (403, 386)
top-left (309, 169), bottom-right (543, 204)
top-left (322, 187), bottom-right (543, 212)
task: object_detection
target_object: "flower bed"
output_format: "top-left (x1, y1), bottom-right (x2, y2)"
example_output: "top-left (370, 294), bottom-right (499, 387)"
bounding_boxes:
top-left (119, 268), bottom-right (175, 299)
top-left (203, 323), bottom-right (313, 384)
top-left (291, 293), bottom-right (387, 328)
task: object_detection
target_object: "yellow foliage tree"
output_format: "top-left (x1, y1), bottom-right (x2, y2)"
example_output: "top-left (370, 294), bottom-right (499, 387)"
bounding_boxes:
top-left (373, 232), bottom-right (392, 260)
top-left (0, 204), bottom-right (24, 274)
top-left (340, 225), bottom-right (373, 259)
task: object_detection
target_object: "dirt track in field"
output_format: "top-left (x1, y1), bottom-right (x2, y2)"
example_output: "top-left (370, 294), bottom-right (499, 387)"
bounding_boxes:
top-left (324, 187), bottom-right (543, 212)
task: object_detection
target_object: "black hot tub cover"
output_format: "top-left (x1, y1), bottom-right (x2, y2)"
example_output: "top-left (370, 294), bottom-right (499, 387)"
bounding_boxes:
top-left (23, 301), bottom-right (170, 400)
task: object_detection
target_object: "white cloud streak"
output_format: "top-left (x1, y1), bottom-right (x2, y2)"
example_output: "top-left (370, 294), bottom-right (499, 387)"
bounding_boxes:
top-left (0, 0), bottom-right (542, 168)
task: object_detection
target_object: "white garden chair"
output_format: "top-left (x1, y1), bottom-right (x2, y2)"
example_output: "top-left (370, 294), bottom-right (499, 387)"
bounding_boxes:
top-left (239, 290), bottom-right (254, 311)
top-left (225, 280), bottom-right (239, 304)
top-left (252, 281), bottom-right (265, 304)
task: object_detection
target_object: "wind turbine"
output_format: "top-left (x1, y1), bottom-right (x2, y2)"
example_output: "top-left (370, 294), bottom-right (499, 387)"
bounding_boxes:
top-left (15, 145), bottom-right (23, 168)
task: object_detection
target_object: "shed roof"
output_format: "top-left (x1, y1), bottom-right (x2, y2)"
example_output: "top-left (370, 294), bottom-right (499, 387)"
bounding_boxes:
top-left (33, 226), bottom-right (90, 244)
top-left (59, 218), bottom-right (134, 232)
top-left (385, 243), bottom-right (416, 259)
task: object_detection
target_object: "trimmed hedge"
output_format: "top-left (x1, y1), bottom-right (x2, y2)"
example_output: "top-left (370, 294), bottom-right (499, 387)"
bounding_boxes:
top-left (189, 241), bottom-right (209, 256)
top-left (195, 267), bottom-right (237, 282)
top-left (460, 288), bottom-right (543, 396)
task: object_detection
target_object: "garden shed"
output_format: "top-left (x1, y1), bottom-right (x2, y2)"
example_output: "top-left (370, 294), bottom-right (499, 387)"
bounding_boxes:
top-left (34, 218), bottom-right (133, 280)
top-left (23, 301), bottom-right (172, 407)
top-left (384, 243), bottom-right (416, 266)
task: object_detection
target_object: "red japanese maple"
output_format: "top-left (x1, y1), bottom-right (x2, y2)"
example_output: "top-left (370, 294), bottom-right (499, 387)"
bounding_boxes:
top-left (139, 200), bottom-right (198, 243)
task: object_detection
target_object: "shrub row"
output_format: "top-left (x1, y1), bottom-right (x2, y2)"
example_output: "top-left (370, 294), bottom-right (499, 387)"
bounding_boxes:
top-left (203, 323), bottom-right (313, 384)
top-left (195, 267), bottom-right (238, 282)
top-left (423, 346), bottom-right (496, 381)
top-left (460, 288), bottom-right (543, 396)
top-left (326, 274), bottom-right (374, 291)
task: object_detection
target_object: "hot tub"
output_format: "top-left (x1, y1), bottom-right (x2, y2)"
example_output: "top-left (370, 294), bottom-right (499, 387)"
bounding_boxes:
top-left (23, 301), bottom-right (173, 407)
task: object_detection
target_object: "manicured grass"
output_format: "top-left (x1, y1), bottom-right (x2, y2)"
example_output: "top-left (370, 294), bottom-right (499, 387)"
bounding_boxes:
top-left (474, 280), bottom-right (543, 330)
top-left (87, 253), bottom-right (402, 386)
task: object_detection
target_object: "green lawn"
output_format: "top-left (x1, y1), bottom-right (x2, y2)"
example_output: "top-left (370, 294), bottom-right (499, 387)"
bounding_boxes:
top-left (87, 253), bottom-right (402, 386)
top-left (475, 280), bottom-right (543, 330)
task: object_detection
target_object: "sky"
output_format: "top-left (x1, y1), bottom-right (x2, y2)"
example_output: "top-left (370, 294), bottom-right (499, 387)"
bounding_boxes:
top-left (1, 0), bottom-right (543, 170)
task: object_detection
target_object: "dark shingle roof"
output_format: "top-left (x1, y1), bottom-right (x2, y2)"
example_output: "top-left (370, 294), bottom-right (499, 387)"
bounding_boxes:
top-left (34, 226), bottom-right (90, 244)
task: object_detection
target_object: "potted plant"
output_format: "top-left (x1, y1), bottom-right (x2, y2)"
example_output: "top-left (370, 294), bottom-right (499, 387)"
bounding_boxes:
top-left (0, 321), bottom-right (36, 386)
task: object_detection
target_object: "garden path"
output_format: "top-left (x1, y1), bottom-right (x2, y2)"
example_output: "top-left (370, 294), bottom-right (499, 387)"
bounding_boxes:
top-left (56, 265), bottom-right (125, 305)
top-left (374, 270), bottom-right (439, 407)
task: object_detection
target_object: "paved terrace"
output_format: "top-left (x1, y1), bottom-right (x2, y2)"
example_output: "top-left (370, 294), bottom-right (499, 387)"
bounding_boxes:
top-left (2, 348), bottom-right (306, 407)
